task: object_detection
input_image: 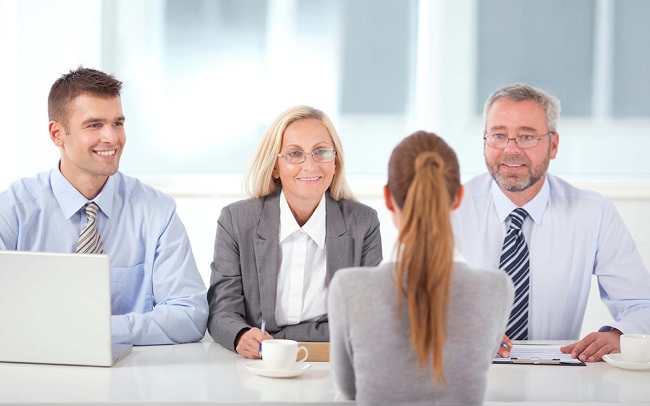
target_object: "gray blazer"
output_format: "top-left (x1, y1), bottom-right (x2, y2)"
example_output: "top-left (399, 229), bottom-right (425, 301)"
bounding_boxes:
top-left (207, 188), bottom-right (382, 351)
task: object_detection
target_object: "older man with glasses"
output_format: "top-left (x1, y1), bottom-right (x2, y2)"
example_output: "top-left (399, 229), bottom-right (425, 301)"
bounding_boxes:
top-left (452, 83), bottom-right (650, 363)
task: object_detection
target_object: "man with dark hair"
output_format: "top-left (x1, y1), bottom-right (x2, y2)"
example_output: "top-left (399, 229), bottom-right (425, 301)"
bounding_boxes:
top-left (0, 67), bottom-right (208, 345)
top-left (452, 83), bottom-right (650, 363)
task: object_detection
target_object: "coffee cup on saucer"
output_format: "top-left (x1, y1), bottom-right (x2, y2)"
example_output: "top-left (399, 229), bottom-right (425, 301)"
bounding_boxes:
top-left (261, 339), bottom-right (309, 370)
top-left (620, 334), bottom-right (650, 363)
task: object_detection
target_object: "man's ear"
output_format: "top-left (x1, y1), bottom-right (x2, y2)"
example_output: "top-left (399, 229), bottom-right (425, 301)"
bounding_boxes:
top-left (549, 131), bottom-right (560, 160)
top-left (451, 185), bottom-right (464, 210)
top-left (384, 184), bottom-right (395, 212)
top-left (49, 121), bottom-right (65, 147)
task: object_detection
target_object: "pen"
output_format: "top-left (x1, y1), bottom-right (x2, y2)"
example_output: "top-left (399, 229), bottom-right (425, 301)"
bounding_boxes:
top-left (259, 319), bottom-right (266, 356)
top-left (500, 341), bottom-right (510, 358)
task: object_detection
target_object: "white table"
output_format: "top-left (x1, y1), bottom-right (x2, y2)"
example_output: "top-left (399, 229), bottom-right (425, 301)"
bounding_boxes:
top-left (486, 358), bottom-right (650, 405)
top-left (0, 341), bottom-right (648, 405)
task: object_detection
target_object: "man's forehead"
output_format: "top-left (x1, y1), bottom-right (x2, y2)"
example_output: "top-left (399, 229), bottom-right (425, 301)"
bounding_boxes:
top-left (487, 99), bottom-right (545, 125)
top-left (488, 124), bottom-right (539, 132)
top-left (68, 94), bottom-right (123, 116)
top-left (71, 93), bottom-right (121, 105)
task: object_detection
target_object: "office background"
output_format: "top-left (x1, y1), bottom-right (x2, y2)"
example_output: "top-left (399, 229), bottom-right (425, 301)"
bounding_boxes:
top-left (1, 0), bottom-right (649, 337)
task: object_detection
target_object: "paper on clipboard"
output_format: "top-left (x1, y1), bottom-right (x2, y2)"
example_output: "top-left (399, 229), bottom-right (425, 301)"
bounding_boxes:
top-left (493, 344), bottom-right (586, 366)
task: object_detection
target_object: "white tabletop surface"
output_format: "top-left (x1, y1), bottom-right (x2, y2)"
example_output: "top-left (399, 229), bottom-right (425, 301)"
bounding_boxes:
top-left (0, 341), bottom-right (648, 405)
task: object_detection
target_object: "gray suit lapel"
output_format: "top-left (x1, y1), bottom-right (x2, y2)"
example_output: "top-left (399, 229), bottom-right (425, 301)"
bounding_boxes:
top-left (254, 189), bottom-right (281, 331)
top-left (325, 194), bottom-right (351, 285)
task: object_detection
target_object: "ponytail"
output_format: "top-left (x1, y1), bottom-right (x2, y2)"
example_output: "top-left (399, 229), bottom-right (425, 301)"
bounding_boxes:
top-left (387, 131), bottom-right (460, 383)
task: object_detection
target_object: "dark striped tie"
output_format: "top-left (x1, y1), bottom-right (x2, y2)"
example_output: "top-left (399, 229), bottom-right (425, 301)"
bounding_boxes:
top-left (76, 202), bottom-right (104, 254)
top-left (500, 208), bottom-right (530, 340)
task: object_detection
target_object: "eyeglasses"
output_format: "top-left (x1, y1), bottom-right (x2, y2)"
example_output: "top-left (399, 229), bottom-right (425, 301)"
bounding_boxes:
top-left (483, 132), bottom-right (553, 149)
top-left (278, 148), bottom-right (337, 164)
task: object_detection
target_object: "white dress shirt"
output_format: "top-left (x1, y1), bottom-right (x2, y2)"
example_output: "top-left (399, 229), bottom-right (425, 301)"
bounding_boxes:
top-left (275, 192), bottom-right (328, 326)
top-left (451, 172), bottom-right (650, 340)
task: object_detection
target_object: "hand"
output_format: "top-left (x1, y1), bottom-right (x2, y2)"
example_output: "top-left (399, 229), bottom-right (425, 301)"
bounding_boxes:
top-left (235, 327), bottom-right (273, 359)
top-left (560, 330), bottom-right (622, 362)
top-left (496, 334), bottom-right (512, 358)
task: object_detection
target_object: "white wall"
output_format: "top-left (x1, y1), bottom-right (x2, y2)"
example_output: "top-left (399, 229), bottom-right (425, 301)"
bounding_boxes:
top-left (0, 0), bottom-right (103, 191)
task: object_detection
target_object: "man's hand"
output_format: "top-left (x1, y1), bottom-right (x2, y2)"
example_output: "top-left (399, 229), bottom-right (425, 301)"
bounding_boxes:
top-left (235, 327), bottom-right (273, 359)
top-left (560, 330), bottom-right (622, 362)
top-left (496, 334), bottom-right (512, 358)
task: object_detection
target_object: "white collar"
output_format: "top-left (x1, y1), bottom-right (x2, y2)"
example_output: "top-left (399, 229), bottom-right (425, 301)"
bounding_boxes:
top-left (279, 191), bottom-right (327, 249)
top-left (490, 176), bottom-right (550, 225)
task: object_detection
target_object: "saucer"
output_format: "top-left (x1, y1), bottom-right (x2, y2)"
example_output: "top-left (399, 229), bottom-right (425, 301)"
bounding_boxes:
top-left (244, 361), bottom-right (311, 378)
top-left (603, 353), bottom-right (650, 371)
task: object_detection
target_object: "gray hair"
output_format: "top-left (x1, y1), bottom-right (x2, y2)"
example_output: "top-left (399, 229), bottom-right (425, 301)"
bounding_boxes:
top-left (483, 83), bottom-right (561, 132)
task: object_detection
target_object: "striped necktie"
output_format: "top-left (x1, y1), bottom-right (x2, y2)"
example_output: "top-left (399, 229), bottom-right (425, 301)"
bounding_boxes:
top-left (76, 202), bottom-right (104, 254)
top-left (500, 208), bottom-right (530, 340)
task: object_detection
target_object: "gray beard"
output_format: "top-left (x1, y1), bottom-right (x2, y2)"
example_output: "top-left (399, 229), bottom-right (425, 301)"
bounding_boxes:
top-left (486, 157), bottom-right (549, 192)
top-left (492, 170), bottom-right (537, 192)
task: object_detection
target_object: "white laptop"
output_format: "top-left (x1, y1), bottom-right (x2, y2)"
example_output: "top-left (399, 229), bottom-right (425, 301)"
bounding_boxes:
top-left (0, 250), bottom-right (132, 367)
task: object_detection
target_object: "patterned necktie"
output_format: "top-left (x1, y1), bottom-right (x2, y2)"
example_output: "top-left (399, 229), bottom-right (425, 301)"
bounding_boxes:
top-left (76, 202), bottom-right (104, 254)
top-left (500, 208), bottom-right (530, 340)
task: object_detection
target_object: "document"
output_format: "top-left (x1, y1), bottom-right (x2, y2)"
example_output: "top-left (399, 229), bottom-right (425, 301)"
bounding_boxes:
top-left (493, 343), bottom-right (586, 366)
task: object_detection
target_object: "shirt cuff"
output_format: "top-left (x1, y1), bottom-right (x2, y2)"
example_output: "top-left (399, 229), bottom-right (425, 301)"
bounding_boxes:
top-left (111, 314), bottom-right (131, 344)
top-left (598, 325), bottom-right (624, 334)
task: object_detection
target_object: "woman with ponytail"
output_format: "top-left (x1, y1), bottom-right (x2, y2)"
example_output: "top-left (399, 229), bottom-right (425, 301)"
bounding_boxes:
top-left (328, 131), bottom-right (514, 405)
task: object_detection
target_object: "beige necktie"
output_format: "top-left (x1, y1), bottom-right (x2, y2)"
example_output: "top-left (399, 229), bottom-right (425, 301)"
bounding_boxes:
top-left (76, 202), bottom-right (104, 254)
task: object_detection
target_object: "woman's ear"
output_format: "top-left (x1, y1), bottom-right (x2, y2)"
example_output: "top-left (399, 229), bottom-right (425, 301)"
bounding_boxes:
top-left (384, 185), bottom-right (394, 212)
top-left (451, 185), bottom-right (464, 210)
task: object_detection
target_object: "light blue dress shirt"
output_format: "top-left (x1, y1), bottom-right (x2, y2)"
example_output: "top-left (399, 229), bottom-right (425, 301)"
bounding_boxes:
top-left (0, 167), bottom-right (208, 345)
top-left (452, 172), bottom-right (650, 340)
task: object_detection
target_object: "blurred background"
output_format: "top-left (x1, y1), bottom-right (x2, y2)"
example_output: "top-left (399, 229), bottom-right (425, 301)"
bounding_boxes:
top-left (1, 0), bottom-right (649, 335)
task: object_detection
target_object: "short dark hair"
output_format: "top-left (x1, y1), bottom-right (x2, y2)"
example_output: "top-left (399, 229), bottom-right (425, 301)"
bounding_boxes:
top-left (48, 66), bottom-right (123, 127)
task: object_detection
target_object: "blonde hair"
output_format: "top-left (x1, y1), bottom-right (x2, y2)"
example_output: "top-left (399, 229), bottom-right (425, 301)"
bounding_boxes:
top-left (387, 131), bottom-right (460, 382)
top-left (244, 105), bottom-right (354, 200)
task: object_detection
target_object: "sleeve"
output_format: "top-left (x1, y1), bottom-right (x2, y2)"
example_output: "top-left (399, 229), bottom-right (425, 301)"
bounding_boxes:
top-left (271, 320), bottom-right (330, 341)
top-left (0, 215), bottom-right (16, 250)
top-left (111, 206), bottom-right (208, 345)
top-left (328, 273), bottom-right (356, 400)
top-left (595, 201), bottom-right (650, 334)
top-left (360, 208), bottom-right (383, 267)
top-left (207, 206), bottom-right (253, 351)
top-left (0, 195), bottom-right (18, 250)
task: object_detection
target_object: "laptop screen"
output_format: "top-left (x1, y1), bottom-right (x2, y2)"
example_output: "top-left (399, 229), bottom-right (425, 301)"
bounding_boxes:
top-left (0, 251), bottom-right (130, 367)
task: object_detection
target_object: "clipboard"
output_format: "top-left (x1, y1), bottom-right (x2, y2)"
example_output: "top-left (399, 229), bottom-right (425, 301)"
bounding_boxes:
top-left (298, 342), bottom-right (329, 362)
top-left (492, 344), bottom-right (587, 366)
top-left (493, 357), bottom-right (586, 366)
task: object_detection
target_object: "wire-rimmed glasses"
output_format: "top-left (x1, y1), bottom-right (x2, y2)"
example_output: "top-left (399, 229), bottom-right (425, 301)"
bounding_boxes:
top-left (483, 132), bottom-right (553, 149)
top-left (278, 148), bottom-right (336, 164)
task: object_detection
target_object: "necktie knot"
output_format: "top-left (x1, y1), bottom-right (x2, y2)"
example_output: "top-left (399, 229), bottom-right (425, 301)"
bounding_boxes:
top-left (84, 202), bottom-right (99, 220)
top-left (509, 208), bottom-right (529, 231)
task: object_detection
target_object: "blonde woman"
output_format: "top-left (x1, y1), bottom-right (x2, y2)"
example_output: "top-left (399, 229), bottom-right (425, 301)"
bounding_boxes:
top-left (329, 131), bottom-right (513, 405)
top-left (208, 106), bottom-right (382, 359)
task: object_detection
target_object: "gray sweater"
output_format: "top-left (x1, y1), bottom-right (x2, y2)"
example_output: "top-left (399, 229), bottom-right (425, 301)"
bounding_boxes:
top-left (328, 261), bottom-right (514, 406)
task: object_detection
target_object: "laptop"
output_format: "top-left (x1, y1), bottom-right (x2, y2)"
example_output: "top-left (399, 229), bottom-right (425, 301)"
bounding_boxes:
top-left (0, 250), bottom-right (132, 367)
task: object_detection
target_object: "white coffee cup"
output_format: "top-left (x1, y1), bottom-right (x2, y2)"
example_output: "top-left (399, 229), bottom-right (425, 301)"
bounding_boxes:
top-left (620, 334), bottom-right (650, 363)
top-left (261, 339), bottom-right (309, 370)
